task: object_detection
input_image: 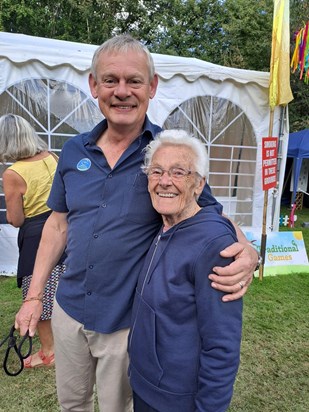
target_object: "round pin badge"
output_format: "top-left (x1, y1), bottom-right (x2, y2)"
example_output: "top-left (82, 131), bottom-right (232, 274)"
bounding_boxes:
top-left (77, 158), bottom-right (91, 171)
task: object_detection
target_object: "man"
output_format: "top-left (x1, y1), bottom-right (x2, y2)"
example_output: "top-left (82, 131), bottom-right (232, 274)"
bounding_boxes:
top-left (15, 34), bottom-right (258, 412)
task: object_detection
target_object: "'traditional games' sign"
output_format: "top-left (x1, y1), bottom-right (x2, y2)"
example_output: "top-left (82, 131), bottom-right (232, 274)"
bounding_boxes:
top-left (262, 137), bottom-right (278, 190)
top-left (245, 231), bottom-right (309, 276)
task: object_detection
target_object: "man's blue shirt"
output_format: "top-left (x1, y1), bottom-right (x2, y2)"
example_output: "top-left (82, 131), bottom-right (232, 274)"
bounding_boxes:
top-left (48, 117), bottom-right (222, 333)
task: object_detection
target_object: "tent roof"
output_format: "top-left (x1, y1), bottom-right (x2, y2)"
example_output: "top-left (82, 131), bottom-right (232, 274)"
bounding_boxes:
top-left (0, 31), bottom-right (270, 86)
top-left (287, 129), bottom-right (309, 159)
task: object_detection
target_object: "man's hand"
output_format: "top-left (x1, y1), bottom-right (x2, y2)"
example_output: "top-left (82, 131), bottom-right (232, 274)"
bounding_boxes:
top-left (15, 300), bottom-right (43, 337)
top-left (209, 242), bottom-right (258, 302)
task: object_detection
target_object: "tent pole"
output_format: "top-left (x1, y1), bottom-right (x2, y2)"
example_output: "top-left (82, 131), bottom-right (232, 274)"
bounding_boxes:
top-left (259, 190), bottom-right (268, 280)
top-left (270, 106), bottom-right (286, 231)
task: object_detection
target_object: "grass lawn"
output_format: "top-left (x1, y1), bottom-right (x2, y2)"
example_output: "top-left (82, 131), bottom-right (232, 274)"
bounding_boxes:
top-left (0, 207), bottom-right (308, 411)
top-left (229, 274), bottom-right (309, 412)
top-left (0, 276), bottom-right (58, 412)
top-left (1, 274), bottom-right (308, 412)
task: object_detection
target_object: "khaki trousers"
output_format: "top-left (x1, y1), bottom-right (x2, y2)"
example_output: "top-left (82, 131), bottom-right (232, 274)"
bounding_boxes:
top-left (51, 299), bottom-right (133, 412)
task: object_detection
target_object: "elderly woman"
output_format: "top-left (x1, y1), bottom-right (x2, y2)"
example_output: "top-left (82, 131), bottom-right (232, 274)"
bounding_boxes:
top-left (128, 129), bottom-right (243, 412)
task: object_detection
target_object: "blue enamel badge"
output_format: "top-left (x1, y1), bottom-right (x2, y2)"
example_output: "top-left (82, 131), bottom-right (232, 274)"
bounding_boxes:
top-left (77, 158), bottom-right (91, 171)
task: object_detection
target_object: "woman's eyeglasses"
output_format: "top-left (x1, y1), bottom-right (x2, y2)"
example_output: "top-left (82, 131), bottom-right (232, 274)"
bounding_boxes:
top-left (145, 167), bottom-right (194, 181)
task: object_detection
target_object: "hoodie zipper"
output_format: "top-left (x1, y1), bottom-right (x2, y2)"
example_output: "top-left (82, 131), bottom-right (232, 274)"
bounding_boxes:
top-left (129, 233), bottom-right (161, 349)
top-left (141, 234), bottom-right (161, 295)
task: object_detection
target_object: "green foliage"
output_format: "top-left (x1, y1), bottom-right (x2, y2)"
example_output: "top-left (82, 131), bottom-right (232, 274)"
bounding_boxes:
top-left (135, 0), bottom-right (227, 62)
top-left (220, 0), bottom-right (273, 70)
top-left (289, 73), bottom-right (309, 132)
top-left (0, 0), bottom-right (124, 44)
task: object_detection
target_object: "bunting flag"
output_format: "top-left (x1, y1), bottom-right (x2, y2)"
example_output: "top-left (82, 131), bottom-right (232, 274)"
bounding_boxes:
top-left (269, 0), bottom-right (294, 110)
top-left (291, 21), bottom-right (309, 84)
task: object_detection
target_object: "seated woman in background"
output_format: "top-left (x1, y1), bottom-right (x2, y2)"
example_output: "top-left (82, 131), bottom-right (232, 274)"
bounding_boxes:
top-left (128, 129), bottom-right (243, 412)
top-left (0, 114), bottom-right (66, 368)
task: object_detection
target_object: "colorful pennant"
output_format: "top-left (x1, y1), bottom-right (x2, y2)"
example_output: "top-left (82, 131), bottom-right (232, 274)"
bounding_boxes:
top-left (291, 21), bottom-right (309, 84)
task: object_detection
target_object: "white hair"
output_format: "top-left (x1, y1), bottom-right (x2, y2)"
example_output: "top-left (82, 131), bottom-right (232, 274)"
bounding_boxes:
top-left (143, 129), bottom-right (209, 178)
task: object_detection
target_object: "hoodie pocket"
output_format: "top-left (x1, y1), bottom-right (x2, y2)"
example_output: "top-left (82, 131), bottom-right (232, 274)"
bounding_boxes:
top-left (129, 292), bottom-right (163, 386)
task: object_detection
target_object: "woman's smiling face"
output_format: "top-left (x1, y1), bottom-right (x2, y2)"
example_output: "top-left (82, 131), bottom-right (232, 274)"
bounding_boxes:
top-left (147, 144), bottom-right (205, 227)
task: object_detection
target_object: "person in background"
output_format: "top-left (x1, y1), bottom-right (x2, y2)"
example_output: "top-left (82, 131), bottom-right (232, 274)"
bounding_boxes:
top-left (14, 35), bottom-right (257, 411)
top-left (129, 129), bottom-right (243, 412)
top-left (0, 114), bottom-right (66, 368)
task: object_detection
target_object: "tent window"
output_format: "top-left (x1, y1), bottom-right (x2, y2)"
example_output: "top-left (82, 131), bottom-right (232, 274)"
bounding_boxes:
top-left (0, 78), bottom-right (103, 223)
top-left (163, 96), bottom-right (256, 226)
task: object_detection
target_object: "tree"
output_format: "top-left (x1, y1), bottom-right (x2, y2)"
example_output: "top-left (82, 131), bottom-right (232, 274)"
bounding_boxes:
top-left (135, 0), bottom-right (227, 63)
top-left (0, 0), bottom-right (126, 43)
top-left (219, 0), bottom-right (273, 70)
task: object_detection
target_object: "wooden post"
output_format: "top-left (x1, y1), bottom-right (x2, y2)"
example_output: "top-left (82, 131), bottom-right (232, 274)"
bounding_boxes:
top-left (259, 110), bottom-right (275, 280)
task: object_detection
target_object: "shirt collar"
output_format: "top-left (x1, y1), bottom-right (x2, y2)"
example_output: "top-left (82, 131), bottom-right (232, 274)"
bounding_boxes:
top-left (82, 116), bottom-right (162, 147)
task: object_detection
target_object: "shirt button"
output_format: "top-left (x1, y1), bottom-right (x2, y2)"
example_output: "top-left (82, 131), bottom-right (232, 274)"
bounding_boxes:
top-left (108, 174), bottom-right (113, 178)
top-left (101, 203), bottom-right (106, 208)
top-left (89, 265), bottom-right (94, 269)
top-left (93, 234), bottom-right (98, 238)
top-left (87, 291), bottom-right (92, 296)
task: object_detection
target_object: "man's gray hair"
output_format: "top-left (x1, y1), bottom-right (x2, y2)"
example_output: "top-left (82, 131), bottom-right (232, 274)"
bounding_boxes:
top-left (0, 114), bottom-right (48, 163)
top-left (143, 129), bottom-right (209, 178)
top-left (91, 34), bottom-right (155, 81)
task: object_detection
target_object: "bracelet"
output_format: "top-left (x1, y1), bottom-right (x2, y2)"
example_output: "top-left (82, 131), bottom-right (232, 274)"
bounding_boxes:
top-left (23, 297), bottom-right (43, 303)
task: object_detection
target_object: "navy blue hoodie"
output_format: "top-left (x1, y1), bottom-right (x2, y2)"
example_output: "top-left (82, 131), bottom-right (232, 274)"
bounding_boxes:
top-left (128, 208), bottom-right (243, 412)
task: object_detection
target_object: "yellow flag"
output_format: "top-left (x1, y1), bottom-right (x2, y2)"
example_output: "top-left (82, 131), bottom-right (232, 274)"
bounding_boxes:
top-left (269, 0), bottom-right (294, 110)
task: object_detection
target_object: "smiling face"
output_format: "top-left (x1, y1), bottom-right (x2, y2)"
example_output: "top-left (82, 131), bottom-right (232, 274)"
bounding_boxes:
top-left (148, 144), bottom-right (205, 229)
top-left (89, 49), bottom-right (158, 137)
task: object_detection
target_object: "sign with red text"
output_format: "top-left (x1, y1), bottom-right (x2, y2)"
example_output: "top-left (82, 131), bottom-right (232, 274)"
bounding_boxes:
top-left (262, 137), bottom-right (278, 190)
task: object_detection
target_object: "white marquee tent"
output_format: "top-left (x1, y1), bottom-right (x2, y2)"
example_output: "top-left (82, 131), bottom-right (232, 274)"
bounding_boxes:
top-left (0, 32), bottom-right (289, 274)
